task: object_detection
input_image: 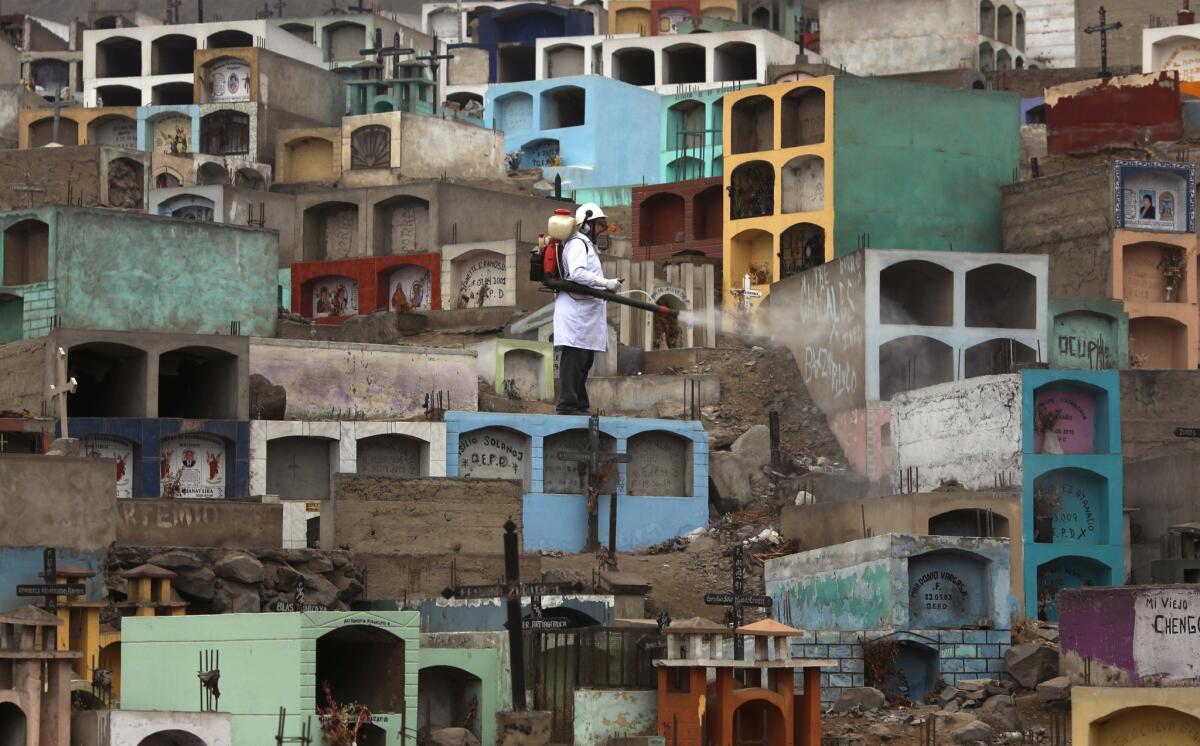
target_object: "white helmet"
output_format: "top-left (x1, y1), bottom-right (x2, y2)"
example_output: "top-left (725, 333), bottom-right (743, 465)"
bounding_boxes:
top-left (575, 202), bottom-right (606, 225)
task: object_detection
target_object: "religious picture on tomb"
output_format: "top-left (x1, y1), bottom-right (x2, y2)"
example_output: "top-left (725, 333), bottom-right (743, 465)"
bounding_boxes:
top-left (1118, 163), bottom-right (1196, 232)
top-left (1033, 389), bottom-right (1096, 454)
top-left (207, 59), bottom-right (252, 103)
top-left (312, 276), bottom-right (359, 319)
top-left (160, 433), bottom-right (226, 499)
top-left (388, 265), bottom-right (433, 313)
top-left (153, 115), bottom-right (192, 155)
top-left (82, 435), bottom-right (133, 498)
top-left (1161, 192), bottom-right (1176, 222)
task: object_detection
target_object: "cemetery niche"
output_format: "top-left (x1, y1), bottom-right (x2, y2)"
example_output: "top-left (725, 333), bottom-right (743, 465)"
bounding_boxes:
top-left (356, 434), bottom-right (424, 479)
top-left (457, 426), bottom-right (532, 488)
top-left (266, 435), bottom-right (334, 500)
top-left (374, 196), bottom-right (431, 255)
top-left (627, 430), bottom-right (692, 497)
top-left (451, 249), bottom-right (509, 308)
top-left (1033, 386), bottom-right (1098, 454)
top-left (502, 348), bottom-right (548, 400)
top-left (906, 549), bottom-right (989, 628)
top-left (387, 264), bottom-right (433, 313)
top-left (1115, 160), bottom-right (1196, 234)
top-left (82, 434), bottom-right (135, 498)
top-left (543, 428), bottom-right (620, 494)
top-left (159, 432), bottom-right (227, 499)
top-left (1036, 555), bottom-right (1111, 621)
top-left (310, 276), bottom-right (359, 320)
top-left (1033, 468), bottom-right (1106, 545)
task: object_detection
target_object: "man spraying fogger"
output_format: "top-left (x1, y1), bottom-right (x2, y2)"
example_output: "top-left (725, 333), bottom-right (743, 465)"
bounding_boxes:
top-left (553, 202), bottom-right (621, 415)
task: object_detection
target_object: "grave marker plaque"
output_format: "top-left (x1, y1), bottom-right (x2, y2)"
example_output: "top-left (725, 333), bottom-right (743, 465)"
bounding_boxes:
top-left (458, 427), bottom-right (529, 487)
top-left (1035, 470), bottom-right (1102, 545)
top-left (1034, 389), bottom-right (1096, 454)
top-left (357, 434), bottom-right (422, 478)
top-left (627, 431), bottom-right (690, 496)
top-left (1133, 588), bottom-right (1200, 681)
top-left (907, 551), bottom-right (987, 628)
top-left (91, 118), bottom-right (137, 148)
top-left (455, 251), bottom-right (508, 308)
top-left (160, 433), bottom-right (226, 499)
top-left (207, 58), bottom-right (252, 103)
top-left (322, 208), bottom-right (358, 259)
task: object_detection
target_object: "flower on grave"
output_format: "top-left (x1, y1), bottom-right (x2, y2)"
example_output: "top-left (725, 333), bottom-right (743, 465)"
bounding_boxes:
top-left (316, 681), bottom-right (371, 746)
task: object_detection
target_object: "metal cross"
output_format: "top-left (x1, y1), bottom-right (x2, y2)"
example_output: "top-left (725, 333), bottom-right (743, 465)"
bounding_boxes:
top-left (728, 272), bottom-right (763, 316)
top-left (0, 434), bottom-right (8, 452)
top-left (360, 28), bottom-right (415, 79)
top-left (275, 0), bottom-right (287, 16)
top-left (286, 455), bottom-right (301, 483)
top-left (255, 1), bottom-right (273, 18)
top-left (167, 0), bottom-right (182, 23)
top-left (557, 415), bottom-right (630, 551)
top-left (326, 0), bottom-right (345, 15)
top-left (11, 171), bottom-right (46, 208)
top-left (16, 548), bottom-right (85, 619)
top-left (47, 347), bottom-right (78, 439)
top-left (703, 544), bottom-right (773, 659)
top-left (1085, 6), bottom-right (1122, 80)
top-left (440, 520), bottom-right (584, 711)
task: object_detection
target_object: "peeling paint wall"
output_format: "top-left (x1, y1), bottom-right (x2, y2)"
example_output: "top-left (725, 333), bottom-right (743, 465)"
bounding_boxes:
top-left (891, 374), bottom-right (1022, 491)
top-left (574, 689), bottom-right (657, 746)
top-left (1045, 72), bottom-right (1182, 154)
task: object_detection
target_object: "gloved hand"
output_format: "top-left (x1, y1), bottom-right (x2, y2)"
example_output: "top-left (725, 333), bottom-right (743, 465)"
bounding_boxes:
top-left (603, 278), bottom-right (622, 292)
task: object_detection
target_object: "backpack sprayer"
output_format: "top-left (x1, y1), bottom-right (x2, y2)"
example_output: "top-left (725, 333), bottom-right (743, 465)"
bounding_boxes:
top-left (529, 208), bottom-right (681, 319)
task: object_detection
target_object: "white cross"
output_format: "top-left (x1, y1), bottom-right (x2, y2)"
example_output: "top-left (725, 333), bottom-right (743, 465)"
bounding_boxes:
top-left (728, 273), bottom-right (763, 315)
top-left (47, 347), bottom-right (77, 439)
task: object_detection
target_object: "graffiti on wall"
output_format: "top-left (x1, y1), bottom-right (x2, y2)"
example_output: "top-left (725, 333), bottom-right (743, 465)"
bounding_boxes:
top-left (1133, 589), bottom-right (1200, 682)
top-left (455, 251), bottom-right (508, 307)
top-left (773, 250), bottom-right (863, 411)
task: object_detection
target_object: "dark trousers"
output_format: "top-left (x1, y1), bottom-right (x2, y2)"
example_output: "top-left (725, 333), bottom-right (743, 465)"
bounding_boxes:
top-left (556, 346), bottom-right (594, 415)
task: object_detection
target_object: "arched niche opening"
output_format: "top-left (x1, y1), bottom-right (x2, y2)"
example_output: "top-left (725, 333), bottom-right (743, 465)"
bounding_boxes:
top-left (0, 293), bottom-right (23, 345)
top-left (907, 548), bottom-right (990, 628)
top-left (68, 342), bottom-right (147, 417)
top-left (97, 84), bottom-right (141, 107)
top-left (88, 114), bottom-right (136, 148)
top-left (779, 222), bottom-right (824, 279)
top-left (0, 700), bottom-right (27, 746)
top-left (640, 191), bottom-right (685, 247)
top-left (1092, 706), bottom-right (1200, 745)
top-left (781, 154), bottom-right (824, 214)
top-left (495, 91), bottom-right (533, 131)
top-left (714, 41), bottom-right (756, 82)
top-left (207, 30), bottom-right (253, 49)
top-left (160, 193), bottom-right (215, 221)
top-left (540, 85), bottom-right (586, 129)
top-left (158, 346), bottom-right (239, 420)
top-left (502, 348), bottom-right (547, 400)
top-left (200, 110), bottom-right (250, 156)
top-left (732, 699), bottom-right (786, 746)
top-left (543, 428), bottom-right (619, 494)
top-left (357, 433), bottom-right (426, 478)
top-left (281, 23), bottom-right (314, 43)
top-left (285, 136), bottom-right (335, 183)
top-left (694, 184), bottom-right (722, 240)
top-left (137, 731), bottom-right (207, 746)
top-left (351, 124), bottom-right (391, 170)
top-left (303, 201), bottom-right (360, 261)
top-left (879, 260), bottom-right (953, 326)
top-left (497, 46), bottom-right (536, 83)
top-left (868, 637), bottom-right (939, 702)
top-left (664, 43), bottom-right (706, 84)
top-left (235, 167), bottom-right (265, 191)
top-left (324, 21), bottom-right (367, 62)
top-left (266, 435), bottom-right (335, 500)
top-left (373, 195), bottom-right (431, 255)
top-left (158, 432), bottom-right (229, 498)
top-left (457, 426), bottom-right (532, 488)
top-left (928, 508), bottom-right (1009, 538)
top-left (965, 263), bottom-right (1037, 329)
top-left (196, 161), bottom-right (227, 186)
top-left (614, 7), bottom-right (651, 34)
top-left (878, 335), bottom-right (954, 400)
top-left (151, 33), bottom-right (197, 75)
top-left (964, 338), bottom-right (1037, 378)
top-left (3, 219), bottom-right (50, 286)
top-left (418, 666), bottom-right (484, 741)
top-left (612, 46), bottom-right (654, 86)
top-left (1036, 555), bottom-right (1110, 621)
top-left (1033, 467), bottom-right (1109, 545)
top-left (980, 0), bottom-right (995, 37)
top-left (96, 36), bottom-right (141, 78)
top-left (996, 48), bottom-right (1012, 70)
top-left (316, 625), bottom-right (407, 714)
top-left (780, 86), bottom-right (825, 148)
top-left (1130, 315), bottom-right (1189, 369)
top-left (544, 43), bottom-right (585, 78)
top-left (627, 430), bottom-right (692, 496)
top-left (729, 161), bottom-right (774, 219)
top-left (29, 116), bottom-right (78, 147)
top-left (666, 98), bottom-right (704, 153)
top-left (82, 434), bottom-right (137, 497)
top-left (729, 227), bottom-right (773, 287)
top-left (730, 94), bottom-right (773, 154)
top-left (979, 41), bottom-right (994, 71)
top-left (667, 156), bottom-right (704, 182)
top-left (997, 5), bottom-right (1013, 45)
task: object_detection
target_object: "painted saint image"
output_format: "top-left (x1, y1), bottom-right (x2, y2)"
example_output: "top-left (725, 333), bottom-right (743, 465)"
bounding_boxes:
top-left (207, 452), bottom-right (222, 482)
top-left (316, 285), bottom-right (333, 315)
top-left (391, 282), bottom-right (409, 313)
top-left (182, 449), bottom-right (197, 469)
top-left (114, 454), bottom-right (126, 483)
top-left (1140, 192), bottom-right (1157, 220)
top-left (1162, 192), bottom-right (1176, 221)
top-left (333, 284), bottom-right (349, 316)
top-left (160, 450), bottom-right (172, 479)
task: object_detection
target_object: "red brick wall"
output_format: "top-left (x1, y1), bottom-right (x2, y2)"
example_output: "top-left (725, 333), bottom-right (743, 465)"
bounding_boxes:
top-left (291, 253), bottom-right (442, 323)
top-left (1047, 72), bottom-right (1182, 155)
top-left (632, 176), bottom-right (723, 261)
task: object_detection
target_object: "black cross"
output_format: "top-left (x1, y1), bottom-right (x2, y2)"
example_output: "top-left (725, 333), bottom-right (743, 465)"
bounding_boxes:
top-left (275, 0), bottom-right (287, 15)
top-left (440, 520), bottom-right (583, 710)
top-left (167, 0), bottom-right (182, 23)
top-left (348, 0), bottom-right (371, 11)
top-left (360, 28), bottom-right (415, 79)
top-left (417, 34), bottom-right (456, 109)
top-left (255, 1), bottom-right (272, 18)
top-left (326, 0), bottom-right (345, 15)
top-left (1085, 6), bottom-right (1122, 80)
top-left (557, 415), bottom-right (630, 551)
top-left (703, 544), bottom-right (772, 659)
top-left (16, 548), bottom-right (85, 617)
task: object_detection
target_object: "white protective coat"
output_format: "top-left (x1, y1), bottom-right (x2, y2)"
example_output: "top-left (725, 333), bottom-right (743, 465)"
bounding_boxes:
top-left (552, 231), bottom-right (610, 352)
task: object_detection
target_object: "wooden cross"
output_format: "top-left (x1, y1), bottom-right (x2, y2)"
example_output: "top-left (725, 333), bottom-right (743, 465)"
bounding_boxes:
top-left (440, 520), bottom-right (584, 710)
top-left (703, 544), bottom-right (773, 659)
top-left (12, 171), bottom-right (46, 209)
top-left (557, 415), bottom-right (630, 551)
top-left (360, 29), bottom-right (415, 79)
top-left (16, 548), bottom-right (85, 617)
top-left (48, 347), bottom-right (77, 440)
top-left (1085, 6), bottom-right (1122, 80)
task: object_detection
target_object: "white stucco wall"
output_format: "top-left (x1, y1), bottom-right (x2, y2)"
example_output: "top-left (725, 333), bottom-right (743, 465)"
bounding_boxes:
top-left (890, 374), bottom-right (1022, 491)
top-left (1019, 0), bottom-right (1075, 67)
